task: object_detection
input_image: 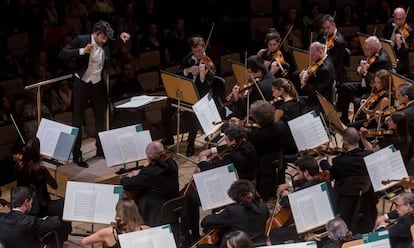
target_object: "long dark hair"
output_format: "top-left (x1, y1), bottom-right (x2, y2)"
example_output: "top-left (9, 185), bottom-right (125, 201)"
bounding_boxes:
top-left (17, 137), bottom-right (42, 178)
top-left (390, 112), bottom-right (412, 158)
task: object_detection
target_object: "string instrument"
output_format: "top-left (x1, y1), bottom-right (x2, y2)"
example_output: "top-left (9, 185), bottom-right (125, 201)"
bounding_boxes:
top-left (392, 7), bottom-right (410, 47)
top-left (225, 82), bottom-right (255, 101)
top-left (360, 129), bottom-right (394, 138)
top-left (300, 146), bottom-right (344, 157)
top-left (191, 229), bottom-right (222, 247)
top-left (306, 58), bottom-right (324, 77)
top-left (200, 54), bottom-right (216, 75)
top-left (354, 90), bottom-right (387, 119)
top-left (265, 195), bottom-right (292, 237)
top-left (212, 117), bottom-right (261, 130)
top-left (363, 103), bottom-right (406, 127)
top-left (325, 33), bottom-right (336, 51)
top-left (0, 198), bottom-right (11, 209)
top-left (381, 177), bottom-right (414, 188)
top-left (271, 50), bottom-right (288, 77)
top-left (314, 170), bottom-right (331, 182)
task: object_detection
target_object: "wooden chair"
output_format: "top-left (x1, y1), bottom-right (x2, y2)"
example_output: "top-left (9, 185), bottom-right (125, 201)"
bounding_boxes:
top-left (341, 239), bottom-right (364, 248)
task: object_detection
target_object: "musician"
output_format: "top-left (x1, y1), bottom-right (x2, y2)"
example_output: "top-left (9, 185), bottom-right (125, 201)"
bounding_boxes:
top-left (271, 78), bottom-right (303, 122)
top-left (381, 7), bottom-right (413, 76)
top-left (336, 36), bottom-right (392, 124)
top-left (350, 69), bottom-right (394, 128)
top-left (257, 28), bottom-right (291, 78)
top-left (15, 137), bottom-right (71, 246)
top-left (81, 198), bottom-right (149, 247)
top-left (321, 218), bottom-right (354, 248)
top-left (298, 41), bottom-right (335, 112)
top-left (120, 141), bottom-right (179, 226)
top-left (226, 230), bottom-right (254, 248)
top-left (0, 186), bottom-right (61, 248)
top-left (319, 127), bottom-right (378, 234)
top-left (161, 35), bottom-right (220, 156)
top-left (361, 112), bottom-right (414, 163)
top-left (396, 82), bottom-right (414, 144)
top-left (317, 14), bottom-right (348, 85)
top-left (200, 179), bottom-right (269, 247)
top-left (228, 55), bottom-right (275, 119)
top-left (198, 125), bottom-right (257, 181)
top-left (375, 192), bottom-right (414, 248)
top-left (270, 155), bottom-right (322, 244)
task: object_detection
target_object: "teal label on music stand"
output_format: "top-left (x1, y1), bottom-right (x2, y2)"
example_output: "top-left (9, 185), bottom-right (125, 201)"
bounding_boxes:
top-left (162, 224), bottom-right (173, 233)
top-left (71, 127), bottom-right (79, 136)
top-left (227, 164), bottom-right (235, 173)
top-left (135, 124), bottom-right (143, 132)
top-left (207, 92), bottom-right (212, 101)
top-left (113, 186), bottom-right (123, 199)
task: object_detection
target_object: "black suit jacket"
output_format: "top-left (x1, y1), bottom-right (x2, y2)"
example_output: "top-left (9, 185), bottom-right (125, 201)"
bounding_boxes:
top-left (58, 34), bottom-right (110, 80)
top-left (120, 159), bottom-right (179, 226)
top-left (400, 102), bottom-right (414, 142)
top-left (302, 56), bottom-right (335, 106)
top-left (381, 19), bottom-right (413, 75)
top-left (198, 142), bottom-right (257, 181)
top-left (382, 210), bottom-right (414, 248)
top-left (0, 210), bottom-right (60, 248)
top-left (201, 201), bottom-right (269, 247)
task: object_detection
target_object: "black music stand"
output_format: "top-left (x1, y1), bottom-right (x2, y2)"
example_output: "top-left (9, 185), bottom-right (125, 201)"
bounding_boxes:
top-left (317, 91), bottom-right (347, 136)
top-left (357, 32), bottom-right (398, 68)
top-left (228, 59), bottom-right (250, 87)
top-left (390, 70), bottom-right (414, 90)
top-left (160, 70), bottom-right (200, 163)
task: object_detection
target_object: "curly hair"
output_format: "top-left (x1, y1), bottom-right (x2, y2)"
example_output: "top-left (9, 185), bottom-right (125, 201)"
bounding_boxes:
top-left (227, 179), bottom-right (255, 205)
top-left (250, 100), bottom-right (275, 126)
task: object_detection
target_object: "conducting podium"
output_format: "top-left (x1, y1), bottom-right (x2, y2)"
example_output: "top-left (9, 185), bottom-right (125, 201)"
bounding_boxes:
top-left (160, 70), bottom-right (200, 162)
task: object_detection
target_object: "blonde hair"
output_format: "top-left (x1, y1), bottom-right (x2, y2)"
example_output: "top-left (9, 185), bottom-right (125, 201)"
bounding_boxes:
top-left (115, 198), bottom-right (144, 233)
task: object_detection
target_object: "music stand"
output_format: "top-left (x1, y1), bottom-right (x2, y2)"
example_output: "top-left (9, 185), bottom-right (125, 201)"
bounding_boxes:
top-left (390, 70), bottom-right (414, 91)
top-left (289, 46), bottom-right (309, 71)
top-left (317, 92), bottom-right (347, 134)
top-left (357, 32), bottom-right (398, 68)
top-left (228, 59), bottom-right (250, 86)
top-left (160, 70), bottom-right (199, 163)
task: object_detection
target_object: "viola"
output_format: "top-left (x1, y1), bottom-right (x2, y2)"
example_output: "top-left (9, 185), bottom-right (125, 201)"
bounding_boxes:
top-left (361, 129), bottom-right (394, 137)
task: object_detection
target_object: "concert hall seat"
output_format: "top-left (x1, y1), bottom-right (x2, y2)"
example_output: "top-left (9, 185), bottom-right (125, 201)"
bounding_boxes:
top-left (159, 195), bottom-right (188, 248)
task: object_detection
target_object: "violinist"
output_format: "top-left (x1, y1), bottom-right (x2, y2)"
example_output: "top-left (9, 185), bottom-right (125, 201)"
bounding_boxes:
top-left (298, 41), bottom-right (335, 112)
top-left (317, 15), bottom-right (348, 85)
top-left (271, 78), bottom-right (302, 122)
top-left (257, 28), bottom-right (291, 78)
top-left (319, 127), bottom-right (378, 234)
top-left (350, 69), bottom-right (394, 128)
top-left (161, 35), bottom-right (222, 156)
top-left (396, 82), bottom-right (414, 142)
top-left (270, 155), bottom-right (322, 244)
top-left (228, 55), bottom-right (275, 119)
top-left (336, 36), bottom-right (392, 124)
top-left (199, 179), bottom-right (269, 248)
top-left (381, 7), bottom-right (413, 76)
top-left (360, 112), bottom-right (414, 163)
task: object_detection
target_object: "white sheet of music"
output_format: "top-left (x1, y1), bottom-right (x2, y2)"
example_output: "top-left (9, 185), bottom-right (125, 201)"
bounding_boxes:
top-left (118, 224), bottom-right (177, 248)
top-left (193, 164), bottom-right (237, 211)
top-left (288, 182), bottom-right (334, 234)
top-left (36, 118), bottom-right (78, 160)
top-left (364, 145), bottom-right (408, 192)
top-left (63, 181), bottom-right (123, 224)
top-left (192, 93), bottom-right (222, 136)
top-left (352, 231), bottom-right (391, 248)
top-left (99, 125), bottom-right (152, 167)
top-left (287, 111), bottom-right (329, 151)
top-left (118, 133), bottom-right (140, 164)
top-left (116, 95), bottom-right (167, 108)
top-left (257, 241), bottom-right (317, 248)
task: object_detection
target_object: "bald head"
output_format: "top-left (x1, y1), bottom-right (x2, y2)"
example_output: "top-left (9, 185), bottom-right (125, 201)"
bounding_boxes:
top-left (394, 7), bottom-right (406, 26)
top-left (309, 41), bottom-right (326, 62)
top-left (146, 141), bottom-right (165, 163)
top-left (342, 127), bottom-right (360, 150)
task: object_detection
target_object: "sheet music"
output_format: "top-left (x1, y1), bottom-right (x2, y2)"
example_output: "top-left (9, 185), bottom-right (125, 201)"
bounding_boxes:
top-left (36, 118), bottom-right (78, 161)
top-left (352, 231), bottom-right (390, 248)
top-left (257, 241), bottom-right (317, 248)
top-left (63, 181), bottom-right (122, 224)
top-left (192, 93), bottom-right (222, 135)
top-left (364, 145), bottom-right (408, 192)
top-left (288, 111), bottom-right (329, 151)
top-left (193, 164), bottom-right (237, 210)
top-left (99, 126), bottom-right (152, 167)
top-left (118, 133), bottom-right (139, 163)
top-left (118, 224), bottom-right (177, 248)
top-left (288, 182), bottom-right (334, 234)
top-left (115, 95), bottom-right (167, 108)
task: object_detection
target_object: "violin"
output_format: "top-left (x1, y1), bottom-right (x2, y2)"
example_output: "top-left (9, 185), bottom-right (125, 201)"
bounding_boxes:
top-left (367, 52), bottom-right (379, 65)
top-left (273, 50), bottom-right (285, 65)
top-left (325, 33), bottom-right (336, 50)
top-left (191, 229), bottom-right (222, 247)
top-left (381, 177), bottom-right (414, 188)
top-left (212, 117), bottom-right (261, 129)
top-left (315, 146), bottom-right (345, 155)
top-left (225, 82), bottom-right (255, 101)
top-left (179, 177), bottom-right (197, 196)
top-left (354, 90), bottom-right (387, 119)
top-left (306, 58), bottom-right (324, 76)
top-left (361, 129), bottom-right (394, 137)
top-left (382, 103), bottom-right (406, 116)
top-left (200, 54), bottom-right (216, 75)
top-left (313, 170), bottom-right (331, 182)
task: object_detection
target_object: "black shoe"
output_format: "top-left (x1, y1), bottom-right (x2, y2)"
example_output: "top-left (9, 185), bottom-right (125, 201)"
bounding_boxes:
top-left (161, 137), bottom-right (174, 146)
top-left (186, 145), bottom-right (195, 157)
top-left (73, 157), bottom-right (89, 168)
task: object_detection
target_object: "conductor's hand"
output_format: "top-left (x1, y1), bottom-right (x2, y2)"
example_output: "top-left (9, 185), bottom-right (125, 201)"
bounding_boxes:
top-left (84, 43), bottom-right (94, 54)
top-left (120, 32), bottom-right (131, 43)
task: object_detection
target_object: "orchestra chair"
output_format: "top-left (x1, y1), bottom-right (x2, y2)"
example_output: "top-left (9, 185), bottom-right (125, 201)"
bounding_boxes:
top-left (159, 195), bottom-right (188, 248)
top-left (256, 151), bottom-right (283, 202)
top-left (333, 176), bottom-right (371, 230)
top-left (341, 239), bottom-right (364, 248)
top-left (39, 230), bottom-right (60, 248)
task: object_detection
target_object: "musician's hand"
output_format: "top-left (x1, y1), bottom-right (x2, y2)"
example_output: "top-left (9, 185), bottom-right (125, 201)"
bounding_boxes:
top-left (374, 215), bottom-right (388, 230)
top-left (281, 190), bottom-right (289, 196)
top-left (263, 60), bottom-right (271, 68)
top-left (232, 85), bottom-right (241, 101)
top-left (299, 70), bottom-right (308, 86)
top-left (84, 43), bottom-right (93, 54)
top-left (277, 183), bottom-right (289, 195)
top-left (199, 149), bottom-right (212, 160)
top-left (395, 33), bottom-right (403, 49)
top-left (120, 32), bottom-right (131, 43)
top-left (199, 63), bottom-right (207, 82)
top-left (185, 65), bottom-right (199, 76)
top-left (127, 170), bottom-right (140, 178)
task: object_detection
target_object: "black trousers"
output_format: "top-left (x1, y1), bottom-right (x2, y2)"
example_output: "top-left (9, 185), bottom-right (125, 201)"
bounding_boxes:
top-left (72, 77), bottom-right (107, 158)
top-left (336, 81), bottom-right (371, 123)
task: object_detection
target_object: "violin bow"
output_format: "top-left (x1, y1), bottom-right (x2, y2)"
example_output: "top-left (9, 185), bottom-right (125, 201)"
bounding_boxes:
top-left (204, 22), bottom-right (215, 54)
top-left (279, 24), bottom-right (294, 50)
top-left (10, 114), bottom-right (25, 145)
